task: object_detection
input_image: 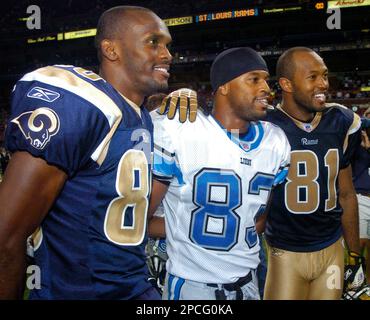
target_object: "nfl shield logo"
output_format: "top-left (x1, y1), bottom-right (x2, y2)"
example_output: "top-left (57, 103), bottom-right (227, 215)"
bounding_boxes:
top-left (303, 124), bottom-right (313, 132)
top-left (239, 142), bottom-right (250, 151)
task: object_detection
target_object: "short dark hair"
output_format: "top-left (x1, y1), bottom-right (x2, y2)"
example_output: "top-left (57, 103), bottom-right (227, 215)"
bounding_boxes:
top-left (95, 6), bottom-right (153, 62)
top-left (276, 47), bottom-right (315, 80)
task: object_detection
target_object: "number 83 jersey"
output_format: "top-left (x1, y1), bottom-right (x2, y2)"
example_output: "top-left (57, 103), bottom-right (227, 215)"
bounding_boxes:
top-left (152, 112), bottom-right (290, 284)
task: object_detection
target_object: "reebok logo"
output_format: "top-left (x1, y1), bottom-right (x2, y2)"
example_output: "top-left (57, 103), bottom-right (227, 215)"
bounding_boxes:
top-left (27, 86), bottom-right (60, 102)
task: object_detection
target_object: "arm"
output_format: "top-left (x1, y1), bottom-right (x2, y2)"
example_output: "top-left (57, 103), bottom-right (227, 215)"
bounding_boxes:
top-left (255, 214), bottom-right (267, 235)
top-left (148, 216), bottom-right (166, 239)
top-left (257, 130), bottom-right (291, 234)
top-left (255, 190), bottom-right (274, 235)
top-left (360, 130), bottom-right (370, 150)
top-left (338, 165), bottom-right (360, 253)
top-left (0, 151), bottom-right (67, 299)
top-left (148, 179), bottom-right (169, 238)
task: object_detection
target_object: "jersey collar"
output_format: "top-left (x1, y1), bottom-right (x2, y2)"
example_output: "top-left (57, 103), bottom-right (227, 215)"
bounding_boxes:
top-left (117, 91), bottom-right (142, 118)
top-left (276, 104), bottom-right (322, 133)
top-left (209, 115), bottom-right (264, 153)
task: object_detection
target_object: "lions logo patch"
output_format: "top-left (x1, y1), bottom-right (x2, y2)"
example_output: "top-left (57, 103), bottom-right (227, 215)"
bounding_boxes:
top-left (11, 107), bottom-right (60, 150)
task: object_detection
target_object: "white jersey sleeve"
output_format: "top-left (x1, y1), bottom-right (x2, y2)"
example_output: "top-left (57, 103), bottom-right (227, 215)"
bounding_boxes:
top-left (152, 111), bottom-right (184, 185)
top-left (271, 124), bottom-right (291, 186)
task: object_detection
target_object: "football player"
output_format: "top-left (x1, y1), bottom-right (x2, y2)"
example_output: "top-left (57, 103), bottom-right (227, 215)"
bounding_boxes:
top-left (149, 47), bottom-right (291, 300)
top-left (165, 47), bottom-right (365, 300)
top-left (0, 6), bottom-right (191, 299)
top-left (262, 47), bottom-right (364, 300)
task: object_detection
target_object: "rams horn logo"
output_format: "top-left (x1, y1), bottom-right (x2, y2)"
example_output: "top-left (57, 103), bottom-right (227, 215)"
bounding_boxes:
top-left (11, 107), bottom-right (60, 150)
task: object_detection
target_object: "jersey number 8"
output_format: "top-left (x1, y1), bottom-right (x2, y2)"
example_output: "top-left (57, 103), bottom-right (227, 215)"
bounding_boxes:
top-left (189, 168), bottom-right (274, 251)
top-left (104, 150), bottom-right (149, 246)
top-left (285, 149), bottom-right (339, 214)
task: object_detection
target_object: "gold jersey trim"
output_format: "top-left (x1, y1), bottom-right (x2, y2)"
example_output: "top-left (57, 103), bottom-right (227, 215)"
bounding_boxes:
top-left (343, 111), bottom-right (361, 153)
top-left (326, 103), bottom-right (362, 153)
top-left (276, 104), bottom-right (322, 132)
top-left (117, 91), bottom-right (142, 118)
top-left (20, 66), bottom-right (123, 165)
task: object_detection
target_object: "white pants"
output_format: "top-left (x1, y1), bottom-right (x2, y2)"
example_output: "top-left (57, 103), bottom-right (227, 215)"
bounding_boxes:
top-left (162, 270), bottom-right (260, 300)
top-left (358, 194), bottom-right (370, 240)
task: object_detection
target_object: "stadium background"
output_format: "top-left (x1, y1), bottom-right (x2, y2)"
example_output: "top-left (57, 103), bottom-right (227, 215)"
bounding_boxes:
top-left (0, 0), bottom-right (369, 146)
top-left (0, 0), bottom-right (369, 300)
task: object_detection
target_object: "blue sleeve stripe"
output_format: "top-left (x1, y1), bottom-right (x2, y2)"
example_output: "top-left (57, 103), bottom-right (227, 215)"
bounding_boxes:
top-left (153, 172), bottom-right (172, 180)
top-left (152, 174), bottom-right (171, 186)
top-left (153, 152), bottom-right (184, 184)
top-left (153, 152), bottom-right (175, 176)
top-left (273, 167), bottom-right (289, 186)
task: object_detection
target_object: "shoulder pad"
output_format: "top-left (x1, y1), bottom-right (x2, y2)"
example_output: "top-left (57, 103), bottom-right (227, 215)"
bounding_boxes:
top-left (19, 66), bottom-right (121, 128)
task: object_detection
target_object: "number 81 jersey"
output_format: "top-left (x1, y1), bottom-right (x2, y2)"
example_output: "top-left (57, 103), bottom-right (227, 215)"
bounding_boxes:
top-left (265, 104), bottom-right (362, 252)
top-left (152, 112), bottom-right (290, 284)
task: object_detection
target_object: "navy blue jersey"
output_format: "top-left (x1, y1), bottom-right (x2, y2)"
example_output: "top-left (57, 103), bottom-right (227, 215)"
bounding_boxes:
top-left (264, 104), bottom-right (361, 252)
top-left (6, 65), bottom-right (154, 299)
top-left (352, 144), bottom-right (370, 194)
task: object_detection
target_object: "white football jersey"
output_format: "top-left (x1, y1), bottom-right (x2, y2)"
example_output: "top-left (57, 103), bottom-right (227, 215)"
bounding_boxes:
top-left (152, 111), bottom-right (291, 283)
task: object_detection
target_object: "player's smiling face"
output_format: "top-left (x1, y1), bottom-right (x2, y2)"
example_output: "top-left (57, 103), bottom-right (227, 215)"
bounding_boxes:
top-left (117, 12), bottom-right (172, 97)
top-left (227, 70), bottom-right (271, 121)
top-left (290, 51), bottom-right (329, 113)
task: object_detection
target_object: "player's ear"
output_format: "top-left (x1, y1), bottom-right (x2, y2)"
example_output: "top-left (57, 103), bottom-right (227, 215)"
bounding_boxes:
top-left (279, 77), bottom-right (293, 93)
top-left (219, 83), bottom-right (229, 96)
top-left (100, 39), bottom-right (118, 61)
